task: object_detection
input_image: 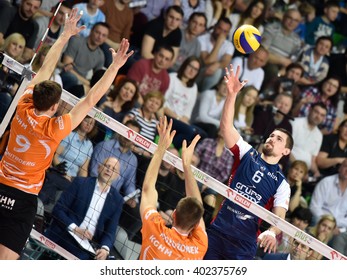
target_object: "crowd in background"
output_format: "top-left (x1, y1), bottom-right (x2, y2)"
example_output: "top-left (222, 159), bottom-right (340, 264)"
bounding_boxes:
top-left (1, 0), bottom-right (347, 260)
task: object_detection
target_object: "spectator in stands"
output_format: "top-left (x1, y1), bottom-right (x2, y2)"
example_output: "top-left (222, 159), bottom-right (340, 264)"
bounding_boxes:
top-left (0, 0), bottom-right (41, 63)
top-left (140, 5), bottom-right (183, 64)
top-left (139, 117), bottom-right (207, 260)
top-left (196, 17), bottom-right (234, 91)
top-left (192, 77), bottom-right (227, 138)
top-left (228, 0), bottom-right (267, 40)
top-left (262, 237), bottom-right (313, 260)
top-left (34, 1), bottom-right (72, 49)
top-left (295, 1), bottom-right (316, 41)
top-left (231, 45), bottom-right (269, 91)
top-left (89, 119), bottom-right (140, 200)
top-left (39, 116), bottom-right (97, 206)
top-left (127, 44), bottom-right (174, 104)
top-left (233, 85), bottom-right (258, 135)
top-left (35, 0), bottom-right (60, 18)
top-left (275, 207), bottom-right (313, 254)
top-left (290, 102), bottom-right (327, 178)
top-left (205, 0), bottom-right (236, 29)
top-left (252, 92), bottom-right (293, 170)
top-left (99, 0), bottom-right (133, 52)
top-left (27, 44), bottom-right (62, 86)
top-left (44, 157), bottom-right (124, 260)
top-left (164, 56), bottom-right (201, 149)
top-left (297, 36), bottom-right (333, 86)
top-left (261, 8), bottom-right (302, 90)
top-left (170, 12), bottom-right (207, 72)
top-left (310, 158), bottom-right (347, 234)
top-left (0, 33), bottom-right (26, 121)
top-left (139, 0), bottom-right (171, 21)
top-left (125, 91), bottom-right (164, 156)
top-left (307, 214), bottom-right (337, 260)
top-left (259, 62), bottom-right (304, 106)
top-left (292, 75), bottom-right (341, 135)
top-left (285, 161), bottom-right (309, 215)
top-left (331, 228), bottom-right (347, 257)
top-left (96, 77), bottom-right (138, 142)
top-left (316, 119), bottom-right (347, 177)
top-left (73, 0), bottom-right (106, 38)
top-left (60, 22), bottom-right (109, 94)
top-left (305, 0), bottom-right (339, 46)
top-left (328, 47), bottom-right (347, 94)
top-left (174, 0), bottom-right (206, 29)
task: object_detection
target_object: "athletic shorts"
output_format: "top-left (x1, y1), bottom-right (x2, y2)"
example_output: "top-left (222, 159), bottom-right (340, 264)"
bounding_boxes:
top-left (0, 183), bottom-right (37, 255)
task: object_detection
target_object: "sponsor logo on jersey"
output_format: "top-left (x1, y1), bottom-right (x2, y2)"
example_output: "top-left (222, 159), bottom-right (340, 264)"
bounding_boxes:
top-left (267, 171), bottom-right (278, 181)
top-left (235, 182), bottom-right (262, 202)
top-left (57, 116), bottom-right (64, 130)
top-left (145, 209), bottom-right (157, 220)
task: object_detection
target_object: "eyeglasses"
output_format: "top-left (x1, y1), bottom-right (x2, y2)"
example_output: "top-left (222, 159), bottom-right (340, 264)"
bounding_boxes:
top-left (326, 81), bottom-right (339, 89)
top-left (187, 64), bottom-right (199, 72)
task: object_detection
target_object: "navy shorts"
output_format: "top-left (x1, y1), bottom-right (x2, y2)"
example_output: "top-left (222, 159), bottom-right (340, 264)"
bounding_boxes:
top-left (0, 183), bottom-right (37, 255)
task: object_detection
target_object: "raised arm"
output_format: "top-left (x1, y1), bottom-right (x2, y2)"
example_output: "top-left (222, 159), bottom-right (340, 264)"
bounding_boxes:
top-left (181, 135), bottom-right (205, 231)
top-left (29, 8), bottom-right (85, 87)
top-left (69, 39), bottom-right (133, 130)
top-left (219, 65), bottom-right (247, 149)
top-left (140, 117), bottom-right (176, 218)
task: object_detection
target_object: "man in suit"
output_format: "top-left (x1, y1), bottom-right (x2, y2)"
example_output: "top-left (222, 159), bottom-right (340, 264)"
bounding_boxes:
top-left (44, 157), bottom-right (124, 260)
top-left (262, 237), bottom-right (313, 260)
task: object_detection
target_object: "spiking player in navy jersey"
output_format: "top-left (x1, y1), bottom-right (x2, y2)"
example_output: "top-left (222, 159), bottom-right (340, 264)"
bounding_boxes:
top-left (204, 65), bottom-right (294, 260)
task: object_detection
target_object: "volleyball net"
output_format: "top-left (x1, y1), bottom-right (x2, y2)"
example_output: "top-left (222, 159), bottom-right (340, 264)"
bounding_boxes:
top-left (0, 53), bottom-right (346, 260)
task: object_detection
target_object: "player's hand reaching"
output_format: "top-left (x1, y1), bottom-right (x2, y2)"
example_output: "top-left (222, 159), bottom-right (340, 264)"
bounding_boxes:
top-left (109, 39), bottom-right (134, 70)
top-left (156, 117), bottom-right (176, 153)
top-left (62, 8), bottom-right (86, 38)
top-left (181, 135), bottom-right (201, 168)
top-left (224, 64), bottom-right (247, 97)
top-left (257, 229), bottom-right (277, 253)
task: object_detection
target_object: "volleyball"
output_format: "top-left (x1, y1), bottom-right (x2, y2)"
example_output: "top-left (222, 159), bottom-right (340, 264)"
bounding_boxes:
top-left (233, 25), bottom-right (261, 54)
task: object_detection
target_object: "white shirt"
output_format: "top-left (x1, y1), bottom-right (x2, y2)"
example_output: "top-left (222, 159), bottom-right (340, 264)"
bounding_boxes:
top-left (198, 32), bottom-right (235, 61)
top-left (231, 56), bottom-right (264, 90)
top-left (310, 174), bottom-right (347, 228)
top-left (290, 117), bottom-right (323, 168)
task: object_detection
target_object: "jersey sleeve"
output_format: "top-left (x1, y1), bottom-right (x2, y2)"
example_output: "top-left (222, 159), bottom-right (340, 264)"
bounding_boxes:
top-left (273, 178), bottom-right (290, 210)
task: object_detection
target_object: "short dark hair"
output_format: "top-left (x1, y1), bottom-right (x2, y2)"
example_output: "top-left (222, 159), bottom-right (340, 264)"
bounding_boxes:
top-left (274, 128), bottom-right (294, 150)
top-left (285, 62), bottom-right (305, 78)
top-left (175, 197), bottom-right (204, 231)
top-left (124, 118), bottom-right (141, 132)
top-left (291, 207), bottom-right (313, 225)
top-left (315, 36), bottom-right (333, 51)
top-left (310, 102), bottom-right (327, 113)
top-left (155, 44), bottom-right (175, 59)
top-left (165, 5), bottom-right (184, 18)
top-left (33, 80), bottom-right (62, 111)
top-left (91, 22), bottom-right (110, 32)
top-left (188, 12), bottom-right (207, 29)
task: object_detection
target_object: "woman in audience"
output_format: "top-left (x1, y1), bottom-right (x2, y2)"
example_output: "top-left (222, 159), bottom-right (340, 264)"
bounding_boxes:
top-left (125, 90), bottom-right (164, 156)
top-left (286, 160), bottom-right (309, 215)
top-left (28, 44), bottom-right (63, 86)
top-left (297, 36), bottom-right (333, 86)
top-left (307, 214), bottom-right (337, 260)
top-left (316, 119), bottom-right (347, 177)
top-left (193, 77), bottom-right (227, 138)
top-left (0, 33), bottom-right (26, 121)
top-left (205, 0), bottom-right (236, 29)
top-left (96, 77), bottom-right (139, 141)
top-left (292, 75), bottom-right (341, 134)
top-left (228, 0), bottom-right (267, 39)
top-left (164, 56), bottom-right (201, 148)
top-left (233, 85), bottom-right (258, 135)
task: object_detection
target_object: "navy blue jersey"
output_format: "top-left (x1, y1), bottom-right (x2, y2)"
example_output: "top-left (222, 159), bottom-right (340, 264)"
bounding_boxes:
top-left (211, 137), bottom-right (290, 243)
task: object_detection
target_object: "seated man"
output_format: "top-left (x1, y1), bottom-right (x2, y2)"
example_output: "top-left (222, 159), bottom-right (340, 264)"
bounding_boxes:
top-left (44, 157), bottom-right (124, 260)
top-left (139, 117), bottom-right (208, 259)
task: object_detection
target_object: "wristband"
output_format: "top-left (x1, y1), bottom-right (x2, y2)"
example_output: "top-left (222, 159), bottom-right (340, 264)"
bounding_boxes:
top-left (258, 229), bottom-right (276, 240)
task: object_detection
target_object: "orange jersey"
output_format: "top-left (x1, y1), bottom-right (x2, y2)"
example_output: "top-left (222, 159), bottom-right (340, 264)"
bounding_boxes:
top-left (0, 86), bottom-right (71, 195)
top-left (140, 207), bottom-right (208, 260)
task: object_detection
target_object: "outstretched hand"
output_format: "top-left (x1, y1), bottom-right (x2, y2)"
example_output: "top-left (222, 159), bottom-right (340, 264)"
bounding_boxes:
top-left (224, 64), bottom-right (247, 97)
top-left (181, 135), bottom-right (201, 167)
top-left (156, 117), bottom-right (176, 152)
top-left (63, 8), bottom-right (86, 37)
top-left (109, 39), bottom-right (134, 69)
